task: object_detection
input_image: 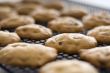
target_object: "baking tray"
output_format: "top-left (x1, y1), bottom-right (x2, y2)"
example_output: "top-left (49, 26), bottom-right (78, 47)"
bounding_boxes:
top-left (0, 0), bottom-right (110, 73)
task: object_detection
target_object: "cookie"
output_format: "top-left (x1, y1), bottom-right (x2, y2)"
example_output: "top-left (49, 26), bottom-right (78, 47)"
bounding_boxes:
top-left (0, 31), bottom-right (20, 46)
top-left (0, 15), bottom-right (35, 29)
top-left (43, 0), bottom-right (64, 10)
top-left (31, 8), bottom-right (60, 22)
top-left (80, 46), bottom-right (110, 68)
top-left (16, 24), bottom-right (53, 40)
top-left (0, 6), bottom-right (17, 20)
top-left (61, 7), bottom-right (87, 19)
top-left (45, 33), bottom-right (97, 54)
top-left (0, 2), bottom-right (16, 8)
top-left (40, 60), bottom-right (99, 73)
top-left (22, 0), bottom-right (41, 4)
top-left (87, 26), bottom-right (110, 43)
top-left (83, 12), bottom-right (110, 30)
top-left (0, 43), bottom-right (57, 67)
top-left (48, 17), bottom-right (84, 33)
top-left (16, 3), bottom-right (43, 15)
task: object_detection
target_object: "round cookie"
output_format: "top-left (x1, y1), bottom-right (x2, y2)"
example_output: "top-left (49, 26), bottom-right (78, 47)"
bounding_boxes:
top-left (45, 33), bottom-right (97, 54)
top-left (87, 26), bottom-right (110, 43)
top-left (31, 8), bottom-right (60, 22)
top-left (40, 60), bottom-right (99, 73)
top-left (0, 31), bottom-right (20, 46)
top-left (22, 0), bottom-right (41, 4)
top-left (0, 43), bottom-right (57, 67)
top-left (43, 0), bottom-right (64, 10)
top-left (0, 6), bottom-right (17, 20)
top-left (16, 24), bottom-right (53, 40)
top-left (16, 3), bottom-right (43, 15)
top-left (48, 17), bottom-right (84, 33)
top-left (0, 3), bottom-right (16, 8)
top-left (61, 7), bottom-right (87, 19)
top-left (0, 15), bottom-right (35, 29)
top-left (80, 46), bottom-right (110, 68)
top-left (83, 12), bottom-right (110, 30)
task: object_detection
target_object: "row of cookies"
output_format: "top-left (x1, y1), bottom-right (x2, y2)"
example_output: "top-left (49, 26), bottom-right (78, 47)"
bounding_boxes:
top-left (0, 0), bottom-right (110, 31)
top-left (1, 12), bottom-right (110, 31)
top-left (0, 34), bottom-right (110, 73)
top-left (1, 14), bottom-right (110, 44)
top-left (0, 0), bottom-right (86, 20)
top-left (0, 42), bottom-right (100, 73)
top-left (0, 6), bottom-right (110, 32)
top-left (0, 28), bottom-right (103, 73)
top-left (1, 20), bottom-right (110, 46)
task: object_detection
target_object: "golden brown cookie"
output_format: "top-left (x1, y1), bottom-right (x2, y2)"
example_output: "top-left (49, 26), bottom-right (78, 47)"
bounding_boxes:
top-left (0, 31), bottom-right (20, 46)
top-left (61, 7), bottom-right (87, 19)
top-left (87, 26), bottom-right (110, 43)
top-left (16, 3), bottom-right (43, 15)
top-left (48, 17), bottom-right (84, 33)
top-left (40, 60), bottom-right (99, 73)
top-left (31, 8), bottom-right (60, 22)
top-left (80, 46), bottom-right (110, 68)
top-left (0, 15), bottom-right (35, 29)
top-left (45, 33), bottom-right (97, 54)
top-left (83, 12), bottom-right (110, 30)
top-left (43, 0), bottom-right (64, 10)
top-left (0, 2), bottom-right (16, 8)
top-left (0, 43), bottom-right (57, 67)
top-left (22, 0), bottom-right (41, 4)
top-left (16, 24), bottom-right (52, 40)
top-left (0, 6), bottom-right (17, 20)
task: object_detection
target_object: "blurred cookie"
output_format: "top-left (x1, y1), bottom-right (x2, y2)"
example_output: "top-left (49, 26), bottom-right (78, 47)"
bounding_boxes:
top-left (16, 24), bottom-right (52, 40)
top-left (48, 17), bottom-right (84, 33)
top-left (31, 8), bottom-right (60, 22)
top-left (87, 26), bottom-right (110, 43)
top-left (16, 3), bottom-right (43, 15)
top-left (80, 46), bottom-right (110, 68)
top-left (0, 2), bottom-right (16, 8)
top-left (0, 43), bottom-right (57, 67)
top-left (43, 0), bottom-right (64, 10)
top-left (0, 31), bottom-right (20, 46)
top-left (0, 15), bottom-right (35, 29)
top-left (61, 7), bottom-right (87, 19)
top-left (45, 33), bottom-right (97, 54)
top-left (40, 60), bottom-right (99, 73)
top-left (22, 0), bottom-right (41, 4)
top-left (83, 12), bottom-right (110, 29)
top-left (0, 6), bottom-right (17, 20)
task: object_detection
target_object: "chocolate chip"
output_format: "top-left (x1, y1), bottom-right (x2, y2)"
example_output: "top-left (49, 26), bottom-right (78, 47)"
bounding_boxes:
top-left (58, 42), bottom-right (63, 45)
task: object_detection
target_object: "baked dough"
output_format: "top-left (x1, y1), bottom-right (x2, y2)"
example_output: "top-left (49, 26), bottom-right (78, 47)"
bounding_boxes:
top-left (31, 8), bottom-right (60, 22)
top-left (61, 7), bottom-right (87, 19)
top-left (44, 0), bottom-right (64, 10)
top-left (80, 46), bottom-right (110, 68)
top-left (83, 12), bottom-right (110, 29)
top-left (48, 17), bottom-right (84, 33)
top-left (22, 0), bottom-right (41, 4)
top-left (45, 33), bottom-right (97, 54)
top-left (0, 43), bottom-right (57, 67)
top-left (0, 15), bottom-right (35, 29)
top-left (16, 3), bottom-right (43, 15)
top-left (40, 60), bottom-right (99, 73)
top-left (87, 26), bottom-right (110, 43)
top-left (16, 24), bottom-right (53, 40)
top-left (0, 31), bottom-right (20, 46)
top-left (0, 6), bottom-right (17, 20)
top-left (0, 3), bottom-right (15, 8)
